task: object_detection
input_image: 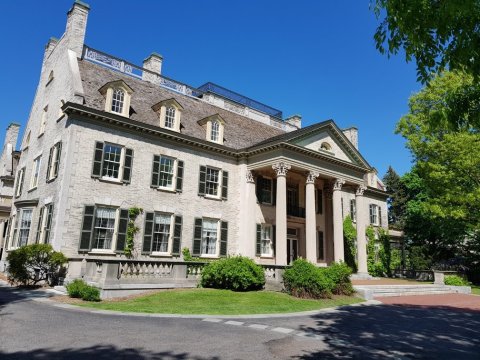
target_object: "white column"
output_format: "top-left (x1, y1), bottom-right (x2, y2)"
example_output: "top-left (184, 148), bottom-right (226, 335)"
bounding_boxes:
top-left (305, 171), bottom-right (319, 263)
top-left (332, 178), bottom-right (345, 262)
top-left (272, 162), bottom-right (290, 265)
top-left (355, 185), bottom-right (368, 274)
top-left (245, 170), bottom-right (257, 258)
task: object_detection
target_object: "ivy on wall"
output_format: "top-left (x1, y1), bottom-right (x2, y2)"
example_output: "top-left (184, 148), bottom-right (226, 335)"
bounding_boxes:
top-left (124, 207), bottom-right (143, 258)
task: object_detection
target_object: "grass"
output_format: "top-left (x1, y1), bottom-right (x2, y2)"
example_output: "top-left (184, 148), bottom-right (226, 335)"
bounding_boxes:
top-left (77, 288), bottom-right (363, 315)
top-left (471, 285), bottom-right (480, 295)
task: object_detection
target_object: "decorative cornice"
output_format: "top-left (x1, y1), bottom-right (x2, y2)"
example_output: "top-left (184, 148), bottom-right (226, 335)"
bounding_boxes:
top-left (356, 184), bottom-right (367, 196)
top-left (272, 162), bottom-right (291, 177)
top-left (14, 198), bottom-right (39, 208)
top-left (246, 170), bottom-right (255, 183)
top-left (306, 171), bottom-right (319, 184)
top-left (332, 178), bottom-right (345, 191)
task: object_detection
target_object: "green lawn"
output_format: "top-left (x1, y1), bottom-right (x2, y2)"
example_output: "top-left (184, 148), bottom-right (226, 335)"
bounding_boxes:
top-left (471, 285), bottom-right (480, 295)
top-left (79, 289), bottom-right (363, 315)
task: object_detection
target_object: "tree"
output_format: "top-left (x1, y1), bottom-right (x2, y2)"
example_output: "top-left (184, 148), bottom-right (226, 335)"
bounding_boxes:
top-left (382, 166), bottom-right (408, 229)
top-left (343, 216), bottom-right (357, 272)
top-left (372, 0), bottom-right (480, 84)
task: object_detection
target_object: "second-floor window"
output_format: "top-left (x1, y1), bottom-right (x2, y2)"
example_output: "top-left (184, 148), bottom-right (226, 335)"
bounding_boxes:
top-left (369, 204), bottom-right (382, 226)
top-left (91, 142), bottom-right (133, 184)
top-left (151, 155), bottom-right (184, 192)
top-left (256, 176), bottom-right (273, 204)
top-left (14, 167), bottom-right (25, 197)
top-left (46, 142), bottom-right (62, 182)
top-left (30, 156), bottom-right (42, 190)
top-left (198, 165), bottom-right (228, 200)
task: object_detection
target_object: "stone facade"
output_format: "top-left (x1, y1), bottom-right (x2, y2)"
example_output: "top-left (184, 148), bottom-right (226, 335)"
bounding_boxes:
top-left (1, 1), bottom-right (388, 291)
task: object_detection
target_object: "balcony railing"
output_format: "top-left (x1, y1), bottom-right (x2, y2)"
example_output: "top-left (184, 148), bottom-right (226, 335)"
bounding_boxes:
top-left (287, 205), bottom-right (305, 218)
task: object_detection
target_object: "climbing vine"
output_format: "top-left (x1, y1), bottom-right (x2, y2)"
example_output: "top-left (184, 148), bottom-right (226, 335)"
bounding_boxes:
top-left (124, 207), bottom-right (143, 258)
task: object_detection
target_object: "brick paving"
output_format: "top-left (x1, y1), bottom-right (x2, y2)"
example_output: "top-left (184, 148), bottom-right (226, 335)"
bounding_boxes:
top-left (376, 293), bottom-right (480, 311)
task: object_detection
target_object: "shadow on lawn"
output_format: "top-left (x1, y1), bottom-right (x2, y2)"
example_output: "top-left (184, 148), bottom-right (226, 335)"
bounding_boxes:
top-left (295, 303), bottom-right (480, 359)
top-left (0, 345), bottom-right (218, 360)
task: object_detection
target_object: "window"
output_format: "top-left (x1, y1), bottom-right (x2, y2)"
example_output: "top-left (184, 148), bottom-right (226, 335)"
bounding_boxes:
top-left (210, 121), bottom-right (220, 142)
top-left (30, 156), bottom-right (42, 190)
top-left (92, 207), bottom-right (116, 250)
top-left (142, 213), bottom-right (182, 255)
top-left (369, 204), bottom-right (379, 225)
top-left (159, 156), bottom-right (175, 188)
top-left (46, 142), bottom-right (62, 182)
top-left (152, 213), bottom-right (172, 253)
top-left (14, 209), bottom-right (33, 247)
top-left (100, 80), bottom-right (133, 117)
top-left (256, 176), bottom-right (273, 204)
top-left (91, 142), bottom-right (133, 184)
top-left (111, 88), bottom-right (125, 114)
top-left (198, 166), bottom-right (228, 200)
top-left (165, 107), bottom-right (176, 129)
top-left (151, 155), bottom-right (184, 192)
top-left (39, 106), bottom-right (48, 136)
top-left (198, 114), bottom-right (225, 144)
top-left (14, 167), bottom-right (25, 197)
top-left (350, 199), bottom-right (356, 222)
top-left (36, 204), bottom-right (54, 244)
top-left (260, 225), bottom-right (273, 256)
top-left (193, 218), bottom-right (228, 257)
top-left (317, 231), bottom-right (325, 261)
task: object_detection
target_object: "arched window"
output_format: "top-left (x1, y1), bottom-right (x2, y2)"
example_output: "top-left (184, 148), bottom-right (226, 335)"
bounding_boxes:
top-left (211, 120), bottom-right (220, 142)
top-left (111, 88), bottom-right (125, 114)
top-left (165, 106), bottom-right (176, 129)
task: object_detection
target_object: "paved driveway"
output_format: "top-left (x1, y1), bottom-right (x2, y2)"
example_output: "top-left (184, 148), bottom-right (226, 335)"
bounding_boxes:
top-left (1, 282), bottom-right (480, 359)
top-left (377, 293), bottom-right (480, 311)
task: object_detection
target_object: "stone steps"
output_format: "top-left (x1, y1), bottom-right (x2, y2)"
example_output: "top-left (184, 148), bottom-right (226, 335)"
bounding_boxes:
top-left (354, 285), bottom-right (471, 300)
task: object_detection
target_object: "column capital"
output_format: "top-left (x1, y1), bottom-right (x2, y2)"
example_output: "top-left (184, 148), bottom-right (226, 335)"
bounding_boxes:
top-left (272, 162), bottom-right (291, 177)
top-left (332, 178), bottom-right (345, 191)
top-left (246, 170), bottom-right (255, 183)
top-left (356, 184), bottom-right (367, 196)
top-left (306, 171), bottom-right (319, 184)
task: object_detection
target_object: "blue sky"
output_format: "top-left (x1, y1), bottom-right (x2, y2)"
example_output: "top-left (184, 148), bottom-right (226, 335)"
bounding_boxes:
top-left (0, 0), bottom-right (420, 177)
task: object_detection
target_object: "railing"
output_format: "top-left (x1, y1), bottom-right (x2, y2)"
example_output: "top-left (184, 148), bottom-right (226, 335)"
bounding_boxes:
top-left (118, 260), bottom-right (174, 279)
top-left (287, 205), bottom-right (306, 218)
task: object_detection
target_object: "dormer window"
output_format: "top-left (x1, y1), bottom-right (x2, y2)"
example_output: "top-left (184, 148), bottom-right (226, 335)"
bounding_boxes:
top-left (198, 114), bottom-right (225, 145)
top-left (152, 98), bottom-right (183, 132)
top-left (99, 80), bottom-right (133, 118)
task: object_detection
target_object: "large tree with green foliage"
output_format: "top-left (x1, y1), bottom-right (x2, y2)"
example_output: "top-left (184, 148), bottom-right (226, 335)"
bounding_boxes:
top-left (382, 166), bottom-right (408, 229)
top-left (372, 0), bottom-right (480, 84)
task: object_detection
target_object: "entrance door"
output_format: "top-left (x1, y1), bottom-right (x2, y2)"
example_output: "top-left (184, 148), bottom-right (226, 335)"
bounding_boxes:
top-left (287, 238), bottom-right (298, 264)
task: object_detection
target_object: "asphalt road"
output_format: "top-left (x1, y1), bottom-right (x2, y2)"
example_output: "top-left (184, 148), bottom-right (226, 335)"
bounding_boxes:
top-left (1, 283), bottom-right (479, 359)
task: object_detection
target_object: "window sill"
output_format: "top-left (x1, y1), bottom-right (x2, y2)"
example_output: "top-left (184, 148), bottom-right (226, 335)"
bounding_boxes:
top-left (150, 252), bottom-right (172, 257)
top-left (37, 133), bottom-right (44, 139)
top-left (200, 254), bottom-right (219, 259)
top-left (157, 187), bottom-right (176, 193)
top-left (88, 250), bottom-right (117, 255)
top-left (28, 187), bottom-right (38, 193)
top-left (203, 195), bottom-right (222, 201)
top-left (56, 114), bottom-right (65, 123)
top-left (99, 177), bottom-right (123, 185)
top-left (260, 255), bottom-right (274, 259)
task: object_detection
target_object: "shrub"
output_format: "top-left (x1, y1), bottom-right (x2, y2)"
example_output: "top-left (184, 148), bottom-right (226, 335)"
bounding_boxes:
top-left (283, 259), bottom-right (334, 299)
top-left (444, 275), bottom-right (470, 286)
top-left (323, 261), bottom-right (354, 296)
top-left (66, 279), bottom-right (101, 301)
top-left (200, 256), bottom-right (265, 291)
top-left (343, 216), bottom-right (357, 272)
top-left (6, 244), bottom-right (67, 286)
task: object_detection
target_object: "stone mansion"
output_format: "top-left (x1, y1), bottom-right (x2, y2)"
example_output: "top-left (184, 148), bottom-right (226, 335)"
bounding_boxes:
top-left (0, 1), bottom-right (387, 291)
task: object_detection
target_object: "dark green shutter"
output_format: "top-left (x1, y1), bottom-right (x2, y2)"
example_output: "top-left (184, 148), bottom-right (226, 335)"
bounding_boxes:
top-left (142, 212), bottom-right (154, 254)
top-left (46, 146), bottom-right (53, 182)
top-left (122, 148), bottom-right (133, 184)
top-left (79, 206), bottom-right (95, 251)
top-left (35, 207), bottom-right (45, 243)
top-left (53, 142), bottom-right (62, 179)
top-left (176, 160), bottom-right (184, 192)
top-left (272, 179), bottom-right (277, 206)
top-left (317, 189), bottom-right (323, 214)
top-left (256, 175), bottom-right (263, 203)
top-left (221, 171), bottom-right (228, 200)
top-left (91, 142), bottom-right (104, 178)
top-left (369, 204), bottom-right (374, 224)
top-left (172, 215), bottom-right (182, 256)
top-left (220, 221), bottom-right (228, 257)
top-left (272, 225), bottom-right (276, 256)
top-left (116, 209), bottom-right (129, 251)
top-left (44, 204), bottom-right (53, 244)
top-left (198, 166), bottom-right (206, 196)
top-left (192, 218), bottom-right (203, 256)
top-left (379, 206), bottom-right (382, 226)
top-left (151, 155), bottom-right (160, 188)
top-left (256, 224), bottom-right (261, 256)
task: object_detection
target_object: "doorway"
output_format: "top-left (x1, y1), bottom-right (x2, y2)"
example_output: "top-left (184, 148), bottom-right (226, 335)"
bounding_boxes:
top-left (287, 228), bottom-right (298, 264)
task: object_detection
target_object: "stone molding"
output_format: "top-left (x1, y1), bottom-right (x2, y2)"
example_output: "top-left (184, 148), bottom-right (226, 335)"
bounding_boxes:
top-left (332, 178), bottom-right (345, 191)
top-left (245, 170), bottom-right (255, 183)
top-left (356, 184), bottom-right (367, 196)
top-left (306, 171), bottom-right (319, 184)
top-left (272, 162), bottom-right (291, 177)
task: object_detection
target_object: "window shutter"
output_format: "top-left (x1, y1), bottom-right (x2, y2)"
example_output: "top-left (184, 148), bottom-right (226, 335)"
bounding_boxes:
top-left (116, 209), bottom-right (129, 252)
top-left (198, 166), bottom-right (206, 196)
top-left (4, 219), bottom-right (12, 250)
top-left (220, 221), bottom-right (228, 257)
top-left (256, 175), bottom-right (263, 203)
top-left (35, 207), bottom-right (45, 243)
top-left (378, 206), bottom-right (382, 226)
top-left (142, 212), bottom-right (154, 254)
top-left (221, 171), bottom-right (229, 200)
top-left (317, 189), bottom-right (323, 214)
top-left (16, 168), bottom-right (25, 197)
top-left (176, 160), bottom-right (184, 192)
top-left (272, 179), bottom-right (277, 206)
top-left (46, 146), bottom-right (54, 182)
top-left (122, 148), bottom-right (133, 184)
top-left (53, 142), bottom-right (62, 179)
top-left (172, 215), bottom-right (182, 256)
top-left (272, 225), bottom-right (276, 256)
top-left (192, 218), bottom-right (203, 256)
top-left (256, 224), bottom-right (261, 256)
top-left (91, 142), bottom-right (104, 178)
top-left (79, 206), bottom-right (95, 251)
top-left (369, 204), bottom-right (374, 224)
top-left (151, 155), bottom-right (160, 188)
top-left (44, 204), bottom-right (53, 244)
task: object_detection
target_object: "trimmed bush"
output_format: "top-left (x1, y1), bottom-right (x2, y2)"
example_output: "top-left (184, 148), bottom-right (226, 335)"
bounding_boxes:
top-left (324, 261), bottom-right (354, 296)
top-left (444, 275), bottom-right (469, 286)
top-left (66, 279), bottom-right (101, 301)
top-left (283, 259), bottom-right (334, 299)
top-left (200, 256), bottom-right (265, 291)
top-left (6, 244), bottom-right (67, 286)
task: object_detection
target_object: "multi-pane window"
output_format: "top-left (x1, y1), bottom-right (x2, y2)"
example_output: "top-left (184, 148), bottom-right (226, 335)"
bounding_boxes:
top-left (47, 142), bottom-right (62, 182)
top-left (36, 204), bottom-right (54, 244)
top-left (92, 207), bottom-right (116, 250)
top-left (102, 144), bottom-right (122, 179)
top-left (206, 167), bottom-right (220, 196)
top-left (210, 120), bottom-right (220, 142)
top-left (15, 167), bottom-right (25, 197)
top-left (17, 209), bottom-right (33, 247)
top-left (201, 219), bottom-right (218, 255)
top-left (111, 88), bottom-right (125, 114)
top-left (260, 178), bottom-right (272, 204)
top-left (152, 214), bottom-right (171, 253)
top-left (261, 225), bottom-right (272, 256)
top-left (30, 156), bottom-right (41, 189)
top-left (165, 107), bottom-right (176, 129)
top-left (350, 199), bottom-right (356, 222)
top-left (369, 204), bottom-right (378, 225)
top-left (159, 156), bottom-right (175, 189)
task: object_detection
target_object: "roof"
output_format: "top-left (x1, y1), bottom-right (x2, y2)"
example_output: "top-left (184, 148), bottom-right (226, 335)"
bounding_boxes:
top-left (78, 60), bottom-right (286, 150)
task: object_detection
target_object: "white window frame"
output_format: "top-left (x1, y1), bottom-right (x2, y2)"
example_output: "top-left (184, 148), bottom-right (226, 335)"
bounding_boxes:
top-left (210, 120), bottom-right (220, 142)
top-left (201, 218), bottom-right (220, 257)
top-left (370, 204), bottom-right (379, 225)
top-left (103, 83), bottom-right (132, 118)
top-left (47, 142), bottom-right (61, 181)
top-left (30, 156), bottom-right (42, 190)
top-left (158, 156), bottom-right (177, 191)
top-left (111, 88), bottom-right (125, 114)
top-left (101, 143), bottom-right (125, 182)
top-left (260, 224), bottom-right (273, 257)
top-left (39, 105), bottom-right (48, 136)
top-left (164, 106), bottom-right (176, 129)
top-left (14, 208), bottom-right (33, 248)
top-left (151, 213), bottom-right (174, 255)
top-left (206, 119), bottom-right (224, 144)
top-left (90, 206), bottom-right (119, 252)
top-left (14, 167), bottom-right (25, 197)
top-left (205, 166), bottom-right (221, 198)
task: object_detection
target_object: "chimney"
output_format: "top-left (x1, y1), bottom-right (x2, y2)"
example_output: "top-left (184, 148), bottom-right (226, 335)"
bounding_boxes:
top-left (1, 123), bottom-right (20, 176)
top-left (142, 53), bottom-right (163, 84)
top-left (285, 114), bottom-right (302, 129)
top-left (342, 126), bottom-right (358, 149)
top-left (65, 1), bottom-right (90, 58)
